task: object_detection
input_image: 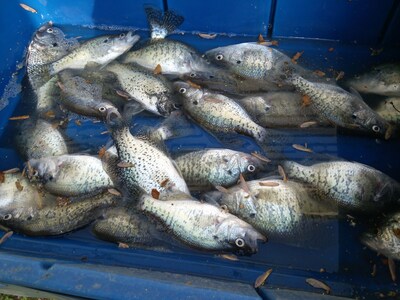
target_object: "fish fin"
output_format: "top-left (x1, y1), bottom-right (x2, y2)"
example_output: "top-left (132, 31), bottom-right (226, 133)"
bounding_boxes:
top-left (157, 110), bottom-right (197, 139)
top-left (145, 6), bottom-right (184, 39)
top-left (349, 87), bottom-right (364, 100)
top-left (201, 191), bottom-right (224, 207)
top-left (122, 101), bottom-right (145, 122)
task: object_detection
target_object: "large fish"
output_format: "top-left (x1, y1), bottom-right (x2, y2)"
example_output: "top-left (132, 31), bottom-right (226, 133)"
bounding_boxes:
top-left (139, 193), bottom-right (266, 254)
top-left (282, 160), bottom-right (400, 213)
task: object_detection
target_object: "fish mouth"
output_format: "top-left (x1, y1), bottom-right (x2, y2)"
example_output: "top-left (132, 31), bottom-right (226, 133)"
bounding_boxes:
top-left (125, 32), bottom-right (140, 45)
top-left (106, 108), bottom-right (122, 127)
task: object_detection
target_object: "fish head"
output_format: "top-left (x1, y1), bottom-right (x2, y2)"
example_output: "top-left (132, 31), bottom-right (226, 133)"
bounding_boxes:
top-left (96, 32), bottom-right (139, 58)
top-left (351, 108), bottom-right (390, 138)
top-left (154, 93), bottom-right (181, 116)
top-left (34, 22), bottom-right (66, 47)
top-left (92, 101), bottom-right (118, 119)
top-left (173, 81), bottom-right (204, 107)
top-left (236, 152), bottom-right (265, 174)
top-left (26, 157), bottom-right (62, 183)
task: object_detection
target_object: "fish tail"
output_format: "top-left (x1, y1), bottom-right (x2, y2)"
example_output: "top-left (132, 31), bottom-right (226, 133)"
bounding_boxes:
top-left (145, 6), bottom-right (184, 39)
top-left (256, 128), bottom-right (290, 162)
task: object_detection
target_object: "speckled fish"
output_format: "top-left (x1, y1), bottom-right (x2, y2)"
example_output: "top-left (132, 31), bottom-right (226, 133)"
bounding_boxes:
top-left (174, 82), bottom-right (285, 154)
top-left (105, 110), bottom-right (190, 197)
top-left (92, 207), bottom-right (160, 247)
top-left (49, 32), bottom-right (139, 75)
top-left (33, 76), bottom-right (62, 117)
top-left (14, 119), bottom-right (68, 160)
top-left (57, 70), bottom-right (119, 119)
top-left (174, 149), bottom-right (264, 190)
top-left (282, 160), bottom-right (400, 213)
top-left (0, 190), bottom-right (117, 236)
top-left (347, 63), bottom-right (400, 97)
top-left (236, 91), bottom-right (328, 128)
top-left (121, 7), bottom-right (212, 76)
top-left (26, 154), bottom-right (114, 197)
top-left (289, 74), bottom-right (390, 138)
top-left (26, 22), bottom-right (79, 89)
top-left (139, 193), bottom-right (266, 254)
top-left (105, 62), bottom-right (179, 116)
top-left (208, 178), bottom-right (337, 242)
top-left (362, 212), bottom-right (400, 260)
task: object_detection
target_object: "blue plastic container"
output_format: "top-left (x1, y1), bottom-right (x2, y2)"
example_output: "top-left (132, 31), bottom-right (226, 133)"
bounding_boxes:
top-left (0, 1), bottom-right (399, 299)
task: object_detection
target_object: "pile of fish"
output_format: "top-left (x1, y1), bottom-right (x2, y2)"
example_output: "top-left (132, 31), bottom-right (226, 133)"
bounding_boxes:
top-left (1, 7), bottom-right (400, 260)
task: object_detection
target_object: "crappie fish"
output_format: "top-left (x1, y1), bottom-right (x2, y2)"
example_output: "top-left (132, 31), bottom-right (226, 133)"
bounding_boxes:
top-left (362, 212), bottom-right (400, 260)
top-left (15, 119), bottom-right (68, 160)
top-left (282, 161), bottom-right (400, 213)
top-left (290, 74), bottom-right (390, 138)
top-left (174, 82), bottom-right (285, 154)
top-left (1, 190), bottom-right (117, 236)
top-left (121, 7), bottom-right (212, 76)
top-left (139, 194), bottom-right (266, 254)
top-left (26, 154), bottom-right (114, 197)
top-left (236, 91), bottom-right (328, 128)
top-left (57, 70), bottom-right (118, 119)
top-left (208, 178), bottom-right (337, 242)
top-left (347, 63), bottom-right (400, 97)
top-left (105, 111), bottom-right (190, 197)
top-left (50, 32), bottom-right (139, 75)
top-left (105, 62), bottom-right (179, 116)
top-left (174, 149), bottom-right (264, 190)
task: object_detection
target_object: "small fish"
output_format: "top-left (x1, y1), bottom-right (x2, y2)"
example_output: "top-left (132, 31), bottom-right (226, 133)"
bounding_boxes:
top-left (254, 268), bottom-right (273, 288)
top-left (139, 193), bottom-right (266, 254)
top-left (26, 154), bottom-right (114, 197)
top-left (306, 278), bottom-right (331, 294)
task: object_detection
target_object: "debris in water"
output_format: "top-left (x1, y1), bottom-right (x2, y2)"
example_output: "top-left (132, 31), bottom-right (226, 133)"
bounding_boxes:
top-left (74, 120), bottom-right (82, 126)
top-left (254, 268), bottom-right (273, 288)
top-left (199, 33), bottom-right (217, 39)
top-left (98, 147), bottom-right (106, 158)
top-left (0, 231), bottom-right (13, 245)
top-left (301, 95), bottom-right (311, 107)
top-left (20, 3), bottom-right (37, 13)
top-left (217, 254), bottom-right (239, 261)
top-left (292, 144), bottom-right (313, 153)
top-left (291, 51), bottom-right (304, 64)
top-left (160, 178), bottom-right (170, 187)
top-left (314, 70), bottom-right (326, 77)
top-left (9, 115), bottom-right (29, 121)
top-left (306, 278), bottom-right (331, 294)
top-left (335, 71), bottom-right (345, 81)
top-left (300, 121), bottom-right (317, 128)
top-left (251, 152), bottom-right (270, 163)
top-left (3, 168), bottom-right (19, 174)
top-left (118, 242), bottom-right (129, 249)
top-left (259, 181), bottom-right (279, 187)
top-left (117, 161), bottom-right (134, 168)
top-left (153, 64), bottom-right (162, 75)
top-left (151, 189), bottom-right (160, 199)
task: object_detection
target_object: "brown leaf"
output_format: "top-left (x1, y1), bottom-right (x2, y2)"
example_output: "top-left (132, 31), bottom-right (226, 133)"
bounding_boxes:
top-left (117, 161), bottom-right (134, 168)
top-left (3, 168), bottom-right (19, 174)
top-left (198, 33), bottom-right (217, 39)
top-left (328, 47), bottom-right (334, 52)
top-left (57, 81), bottom-right (65, 91)
top-left (335, 71), bottom-right (345, 81)
top-left (20, 3), bottom-right (37, 13)
top-left (187, 80), bottom-right (201, 89)
top-left (292, 144), bottom-right (313, 153)
top-left (300, 121), bottom-right (317, 128)
top-left (98, 147), bottom-right (106, 158)
top-left (388, 258), bottom-right (396, 282)
top-left (118, 242), bottom-right (129, 249)
top-left (0, 172), bottom-right (4, 184)
top-left (314, 70), bottom-right (326, 77)
top-left (254, 268), bottom-right (273, 288)
top-left (15, 180), bottom-right (23, 191)
top-left (291, 51), bottom-right (304, 64)
top-left (9, 115), bottom-right (29, 121)
top-left (278, 165), bottom-right (287, 182)
top-left (258, 34), bottom-right (266, 43)
top-left (217, 254), bottom-right (239, 261)
top-left (74, 120), bottom-right (82, 126)
top-left (306, 278), bottom-right (331, 294)
top-left (151, 189), bottom-right (160, 199)
top-left (153, 64), bottom-right (162, 75)
top-left (108, 188), bottom-right (121, 196)
top-left (0, 231), bottom-right (13, 245)
top-left (44, 111), bottom-right (56, 118)
top-left (160, 178), bottom-right (170, 187)
top-left (259, 181), bottom-right (279, 187)
top-left (271, 40), bottom-right (279, 46)
top-left (251, 152), bottom-right (271, 163)
top-left (301, 94), bottom-right (311, 107)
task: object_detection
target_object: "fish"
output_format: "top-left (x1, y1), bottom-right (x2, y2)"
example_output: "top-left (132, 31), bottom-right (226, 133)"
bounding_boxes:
top-left (49, 32), bottom-right (139, 75)
top-left (138, 193), bottom-right (266, 254)
top-left (34, 76), bottom-right (63, 118)
top-left (121, 7), bottom-right (212, 76)
top-left (361, 212), bottom-right (400, 260)
top-left (207, 178), bottom-right (337, 242)
top-left (105, 62), bottom-right (179, 116)
top-left (57, 70), bottom-right (119, 119)
top-left (174, 148), bottom-right (264, 190)
top-left (289, 74), bottom-right (390, 138)
top-left (26, 154), bottom-right (114, 197)
top-left (0, 190), bottom-right (117, 236)
top-left (282, 160), bottom-right (400, 213)
top-left (236, 91), bottom-right (328, 128)
top-left (14, 118), bottom-right (68, 160)
top-left (173, 81), bottom-right (286, 155)
top-left (347, 64), bottom-right (400, 97)
top-left (104, 110), bottom-right (190, 197)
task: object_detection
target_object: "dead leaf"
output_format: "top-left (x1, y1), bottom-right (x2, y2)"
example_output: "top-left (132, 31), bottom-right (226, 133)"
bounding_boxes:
top-left (306, 278), bottom-right (331, 294)
top-left (388, 258), bottom-right (396, 282)
top-left (153, 64), bottom-right (162, 75)
top-left (292, 144), bottom-right (313, 153)
top-left (291, 51), bottom-right (304, 64)
top-left (44, 111), bottom-right (56, 118)
top-left (300, 121), bottom-right (317, 128)
top-left (151, 189), bottom-right (160, 199)
top-left (314, 70), bottom-right (326, 77)
top-left (259, 181), bottom-right (279, 187)
top-left (74, 120), bottom-right (82, 126)
top-left (0, 172), bottom-right (4, 184)
top-left (98, 147), bottom-right (106, 159)
top-left (217, 254), bottom-right (239, 261)
top-left (117, 161), bottom-right (134, 168)
top-left (258, 34), bottom-right (266, 43)
top-left (20, 3), bottom-right (37, 13)
top-left (254, 268), bottom-right (273, 288)
top-left (335, 71), bottom-right (345, 81)
top-left (15, 180), bottom-right (23, 191)
top-left (100, 130), bottom-right (109, 135)
top-left (108, 188), bottom-right (121, 196)
top-left (187, 80), bottom-right (201, 89)
top-left (118, 242), bottom-right (129, 249)
top-left (160, 178), bottom-right (169, 187)
top-left (0, 231), bottom-right (13, 245)
top-left (302, 94), bottom-right (311, 107)
top-left (278, 165), bottom-right (287, 182)
top-left (328, 47), bottom-right (334, 52)
top-left (198, 33), bottom-right (217, 39)
top-left (215, 185), bottom-right (229, 193)
top-left (9, 115), bottom-right (29, 121)
top-left (251, 152), bottom-right (270, 163)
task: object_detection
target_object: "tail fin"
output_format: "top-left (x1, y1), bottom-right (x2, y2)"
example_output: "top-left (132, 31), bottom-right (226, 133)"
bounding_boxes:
top-left (145, 6), bottom-right (184, 39)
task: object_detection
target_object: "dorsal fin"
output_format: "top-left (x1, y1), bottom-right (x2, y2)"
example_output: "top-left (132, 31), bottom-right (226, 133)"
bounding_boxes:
top-left (145, 6), bottom-right (184, 39)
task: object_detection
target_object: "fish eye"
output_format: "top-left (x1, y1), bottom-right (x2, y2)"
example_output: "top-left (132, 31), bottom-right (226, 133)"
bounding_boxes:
top-left (119, 33), bottom-right (125, 38)
top-left (103, 38), bottom-right (110, 43)
top-left (216, 54), bottom-right (224, 61)
top-left (99, 106), bottom-right (107, 112)
top-left (236, 60), bottom-right (242, 64)
top-left (372, 125), bottom-right (380, 132)
top-left (235, 238), bottom-right (245, 248)
top-left (220, 204), bottom-right (228, 212)
top-left (179, 88), bottom-right (186, 94)
top-left (189, 73), bottom-right (196, 78)
top-left (46, 28), bottom-right (53, 33)
top-left (227, 170), bottom-right (232, 175)
top-left (247, 165), bottom-right (256, 172)
top-left (3, 214), bottom-right (12, 221)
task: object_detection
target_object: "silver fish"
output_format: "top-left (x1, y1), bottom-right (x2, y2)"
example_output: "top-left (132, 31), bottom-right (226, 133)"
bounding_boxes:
top-left (139, 193), bottom-right (266, 254)
top-left (282, 160), bottom-right (400, 213)
top-left (50, 32), bottom-right (139, 75)
top-left (26, 154), bottom-right (114, 197)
